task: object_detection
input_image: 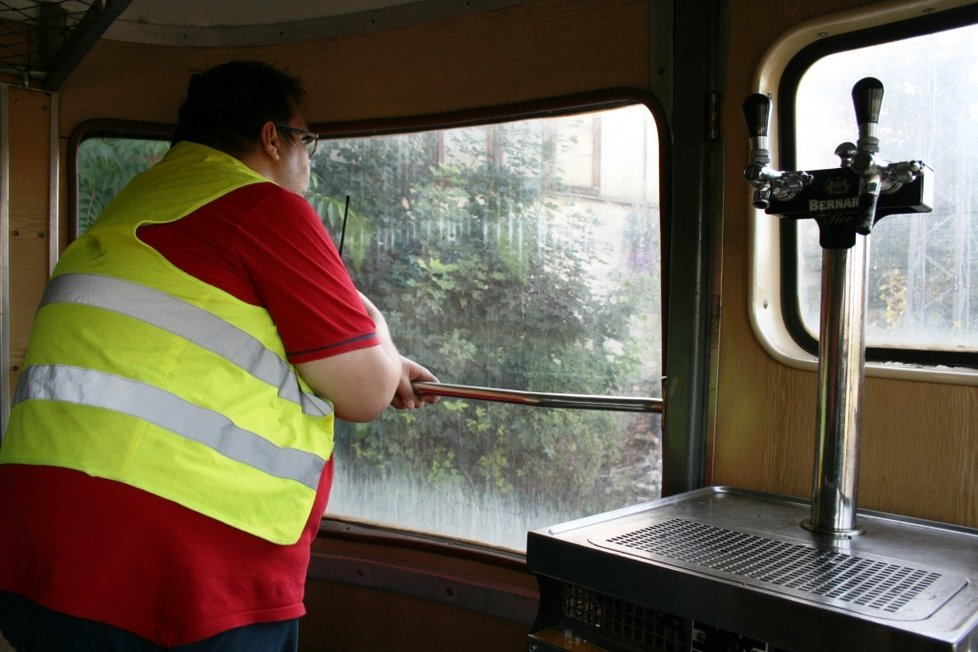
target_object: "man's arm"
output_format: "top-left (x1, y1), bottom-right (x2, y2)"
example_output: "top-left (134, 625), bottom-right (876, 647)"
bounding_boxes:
top-left (296, 293), bottom-right (438, 422)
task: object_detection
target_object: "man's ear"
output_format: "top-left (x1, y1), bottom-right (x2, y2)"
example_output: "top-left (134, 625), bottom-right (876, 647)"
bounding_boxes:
top-left (258, 121), bottom-right (282, 161)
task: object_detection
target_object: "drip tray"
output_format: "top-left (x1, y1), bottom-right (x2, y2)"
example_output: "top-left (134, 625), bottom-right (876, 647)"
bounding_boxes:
top-left (593, 517), bottom-right (966, 621)
top-left (527, 487), bottom-right (978, 651)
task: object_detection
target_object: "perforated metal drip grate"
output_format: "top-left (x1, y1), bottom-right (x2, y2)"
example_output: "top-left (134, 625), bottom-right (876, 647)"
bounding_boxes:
top-left (596, 518), bottom-right (968, 621)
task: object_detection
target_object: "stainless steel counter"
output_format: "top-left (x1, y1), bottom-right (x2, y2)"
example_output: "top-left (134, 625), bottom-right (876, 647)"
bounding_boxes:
top-left (527, 487), bottom-right (978, 651)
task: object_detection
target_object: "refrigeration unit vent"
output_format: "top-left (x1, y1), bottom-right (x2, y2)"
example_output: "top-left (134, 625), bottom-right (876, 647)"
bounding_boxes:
top-left (562, 583), bottom-right (689, 650)
top-left (559, 582), bottom-right (797, 652)
top-left (596, 518), bottom-right (966, 622)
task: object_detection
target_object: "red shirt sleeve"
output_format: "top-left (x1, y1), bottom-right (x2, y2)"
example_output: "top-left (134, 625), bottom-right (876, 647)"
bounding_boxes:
top-left (139, 182), bottom-right (378, 363)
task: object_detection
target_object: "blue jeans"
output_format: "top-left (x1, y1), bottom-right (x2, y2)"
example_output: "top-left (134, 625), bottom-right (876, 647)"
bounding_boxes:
top-left (0, 591), bottom-right (299, 651)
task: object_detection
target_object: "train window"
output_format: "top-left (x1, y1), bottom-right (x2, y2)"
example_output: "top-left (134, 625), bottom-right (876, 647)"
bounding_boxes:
top-left (72, 102), bottom-right (662, 552)
top-left (763, 8), bottom-right (978, 375)
top-left (315, 104), bottom-right (662, 551)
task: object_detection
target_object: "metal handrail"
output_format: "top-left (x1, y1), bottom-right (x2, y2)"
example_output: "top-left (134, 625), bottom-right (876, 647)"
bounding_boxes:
top-left (412, 381), bottom-right (663, 413)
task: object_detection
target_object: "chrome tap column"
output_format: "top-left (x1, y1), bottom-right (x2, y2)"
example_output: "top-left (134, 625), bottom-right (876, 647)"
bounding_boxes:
top-left (807, 238), bottom-right (868, 535)
top-left (742, 78), bottom-right (931, 537)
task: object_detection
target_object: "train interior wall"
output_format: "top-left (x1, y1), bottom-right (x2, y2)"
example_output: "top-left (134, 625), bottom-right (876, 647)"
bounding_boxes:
top-left (2, 1), bottom-right (976, 650)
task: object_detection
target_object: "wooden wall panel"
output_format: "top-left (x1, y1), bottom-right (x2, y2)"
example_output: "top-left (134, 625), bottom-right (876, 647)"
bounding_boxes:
top-left (302, 534), bottom-right (536, 651)
top-left (57, 0), bottom-right (650, 129)
top-left (302, 579), bottom-right (529, 651)
top-left (6, 87), bottom-right (53, 396)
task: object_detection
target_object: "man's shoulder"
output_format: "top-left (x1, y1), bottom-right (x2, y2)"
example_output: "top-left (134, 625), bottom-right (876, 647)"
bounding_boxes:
top-left (222, 182), bottom-right (315, 214)
top-left (221, 181), bottom-right (289, 203)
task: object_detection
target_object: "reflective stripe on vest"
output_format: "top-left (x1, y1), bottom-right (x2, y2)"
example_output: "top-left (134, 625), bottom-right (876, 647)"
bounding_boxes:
top-left (14, 364), bottom-right (326, 490)
top-left (39, 272), bottom-right (333, 419)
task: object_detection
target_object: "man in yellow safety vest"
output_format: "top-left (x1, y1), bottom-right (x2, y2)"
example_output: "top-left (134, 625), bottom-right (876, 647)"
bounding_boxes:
top-left (0, 60), bottom-right (438, 651)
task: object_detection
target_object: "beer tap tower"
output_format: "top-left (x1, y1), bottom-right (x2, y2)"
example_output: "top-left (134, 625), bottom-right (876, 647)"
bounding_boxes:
top-left (742, 77), bottom-right (931, 537)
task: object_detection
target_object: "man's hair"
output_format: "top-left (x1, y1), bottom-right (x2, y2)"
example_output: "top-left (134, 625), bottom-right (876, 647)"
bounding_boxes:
top-left (171, 60), bottom-right (307, 156)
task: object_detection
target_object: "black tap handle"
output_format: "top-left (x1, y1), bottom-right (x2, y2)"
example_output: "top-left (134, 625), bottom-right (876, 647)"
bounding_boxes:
top-left (743, 93), bottom-right (773, 171)
top-left (852, 77), bottom-right (884, 125)
top-left (852, 77), bottom-right (884, 154)
top-left (742, 93), bottom-right (771, 138)
top-left (850, 78), bottom-right (885, 234)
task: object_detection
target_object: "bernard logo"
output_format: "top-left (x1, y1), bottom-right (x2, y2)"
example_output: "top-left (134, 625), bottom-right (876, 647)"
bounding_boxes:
top-left (808, 175), bottom-right (857, 213)
top-left (809, 197), bottom-right (859, 212)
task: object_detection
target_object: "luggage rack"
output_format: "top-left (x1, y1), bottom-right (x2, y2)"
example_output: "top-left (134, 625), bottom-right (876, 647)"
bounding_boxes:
top-left (0, 1), bottom-right (132, 90)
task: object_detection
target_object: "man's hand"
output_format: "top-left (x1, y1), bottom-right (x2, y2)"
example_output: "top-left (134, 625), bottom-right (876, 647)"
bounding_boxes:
top-left (391, 357), bottom-right (440, 409)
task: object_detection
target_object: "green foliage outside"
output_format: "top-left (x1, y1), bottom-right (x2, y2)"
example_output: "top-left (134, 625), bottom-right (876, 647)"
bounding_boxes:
top-left (76, 138), bottom-right (169, 234)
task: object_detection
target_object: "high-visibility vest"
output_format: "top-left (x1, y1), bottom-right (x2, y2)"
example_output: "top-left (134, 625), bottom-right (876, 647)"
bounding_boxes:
top-left (1, 142), bottom-right (334, 545)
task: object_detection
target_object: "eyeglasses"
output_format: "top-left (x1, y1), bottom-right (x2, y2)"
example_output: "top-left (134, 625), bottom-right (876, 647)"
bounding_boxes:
top-left (275, 124), bottom-right (319, 157)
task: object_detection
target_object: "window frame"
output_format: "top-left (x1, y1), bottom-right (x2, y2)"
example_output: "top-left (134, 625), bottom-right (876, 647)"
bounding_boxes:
top-left (749, 1), bottom-right (978, 385)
